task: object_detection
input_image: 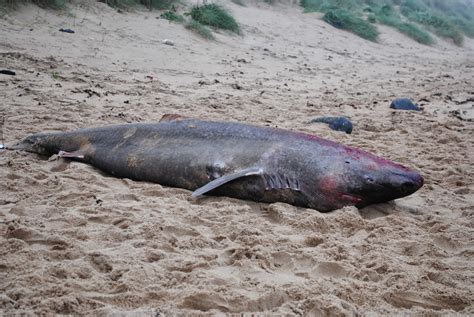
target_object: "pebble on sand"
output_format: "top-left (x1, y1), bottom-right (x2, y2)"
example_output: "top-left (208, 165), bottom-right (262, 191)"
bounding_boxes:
top-left (390, 98), bottom-right (421, 111)
top-left (309, 116), bottom-right (353, 134)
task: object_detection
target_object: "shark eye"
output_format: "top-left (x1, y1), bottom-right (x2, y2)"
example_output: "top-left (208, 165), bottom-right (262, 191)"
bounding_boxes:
top-left (365, 176), bottom-right (375, 184)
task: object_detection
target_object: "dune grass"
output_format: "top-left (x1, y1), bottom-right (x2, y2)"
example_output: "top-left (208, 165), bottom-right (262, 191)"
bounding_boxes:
top-left (97, 0), bottom-right (176, 10)
top-left (453, 18), bottom-right (474, 38)
top-left (98, 0), bottom-right (135, 9)
top-left (393, 21), bottom-right (433, 44)
top-left (400, 0), bottom-right (464, 45)
top-left (231, 0), bottom-right (246, 6)
top-left (0, 0), bottom-right (66, 10)
top-left (323, 9), bottom-right (379, 41)
top-left (145, 0), bottom-right (175, 9)
top-left (301, 0), bottom-right (472, 45)
top-left (301, 0), bottom-right (363, 13)
top-left (301, 0), bottom-right (380, 42)
top-left (375, 4), bottom-right (433, 44)
top-left (189, 3), bottom-right (240, 34)
top-left (426, 0), bottom-right (474, 38)
top-left (160, 10), bottom-right (184, 22)
top-left (185, 20), bottom-right (215, 40)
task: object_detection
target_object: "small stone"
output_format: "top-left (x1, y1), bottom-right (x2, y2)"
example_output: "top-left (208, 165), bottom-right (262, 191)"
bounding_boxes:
top-left (390, 98), bottom-right (421, 111)
top-left (309, 116), bottom-right (353, 134)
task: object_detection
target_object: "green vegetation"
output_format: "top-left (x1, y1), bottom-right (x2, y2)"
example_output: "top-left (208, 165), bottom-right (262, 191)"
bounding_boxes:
top-left (454, 18), bottom-right (474, 38)
top-left (160, 10), bottom-right (184, 22)
top-left (1, 0), bottom-right (471, 46)
top-left (0, 0), bottom-right (177, 10)
top-left (231, 0), bottom-right (246, 6)
top-left (144, 0), bottom-right (176, 9)
top-left (0, 0), bottom-right (179, 13)
top-left (0, 0), bottom-right (66, 10)
top-left (400, 0), bottom-right (464, 45)
top-left (301, 0), bottom-right (474, 46)
top-left (374, 4), bottom-right (433, 44)
top-left (189, 3), bottom-right (240, 33)
top-left (393, 22), bottom-right (433, 44)
top-left (99, 0), bottom-right (176, 10)
top-left (425, 0), bottom-right (474, 38)
top-left (301, 0), bottom-right (364, 13)
top-left (323, 9), bottom-right (379, 41)
top-left (99, 0), bottom-right (137, 9)
top-left (185, 20), bottom-right (215, 39)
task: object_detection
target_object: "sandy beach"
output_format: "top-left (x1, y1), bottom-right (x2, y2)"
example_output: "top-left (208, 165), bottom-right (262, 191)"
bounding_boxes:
top-left (0, 0), bottom-right (473, 314)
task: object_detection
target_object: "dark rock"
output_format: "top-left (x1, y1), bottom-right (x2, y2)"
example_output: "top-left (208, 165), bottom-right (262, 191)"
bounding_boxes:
top-left (59, 28), bottom-right (75, 34)
top-left (0, 70), bottom-right (15, 76)
top-left (390, 98), bottom-right (420, 111)
top-left (309, 116), bottom-right (353, 134)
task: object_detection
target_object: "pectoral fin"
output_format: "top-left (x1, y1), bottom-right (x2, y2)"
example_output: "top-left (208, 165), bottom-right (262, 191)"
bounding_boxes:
top-left (192, 167), bottom-right (263, 198)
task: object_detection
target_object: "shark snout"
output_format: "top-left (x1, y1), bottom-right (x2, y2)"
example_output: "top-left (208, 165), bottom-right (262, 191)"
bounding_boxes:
top-left (393, 170), bottom-right (424, 196)
top-left (8, 140), bottom-right (30, 152)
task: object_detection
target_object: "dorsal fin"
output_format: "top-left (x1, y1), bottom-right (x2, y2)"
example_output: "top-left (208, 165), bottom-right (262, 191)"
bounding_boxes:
top-left (192, 167), bottom-right (263, 198)
top-left (159, 113), bottom-right (189, 122)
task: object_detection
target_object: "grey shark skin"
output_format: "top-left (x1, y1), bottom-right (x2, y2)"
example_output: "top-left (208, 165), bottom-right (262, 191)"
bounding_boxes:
top-left (11, 116), bottom-right (423, 212)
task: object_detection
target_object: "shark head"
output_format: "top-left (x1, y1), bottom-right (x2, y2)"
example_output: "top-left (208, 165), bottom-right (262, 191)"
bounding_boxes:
top-left (316, 146), bottom-right (424, 211)
top-left (340, 148), bottom-right (423, 208)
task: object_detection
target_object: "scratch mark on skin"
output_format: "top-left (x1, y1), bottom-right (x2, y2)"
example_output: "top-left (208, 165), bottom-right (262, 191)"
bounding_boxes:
top-left (123, 127), bottom-right (137, 139)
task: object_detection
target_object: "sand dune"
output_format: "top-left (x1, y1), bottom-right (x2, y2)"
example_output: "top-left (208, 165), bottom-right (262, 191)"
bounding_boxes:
top-left (0, 1), bottom-right (473, 315)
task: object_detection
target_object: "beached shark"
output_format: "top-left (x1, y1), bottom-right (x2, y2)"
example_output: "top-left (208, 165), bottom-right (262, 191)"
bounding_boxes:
top-left (9, 115), bottom-right (423, 212)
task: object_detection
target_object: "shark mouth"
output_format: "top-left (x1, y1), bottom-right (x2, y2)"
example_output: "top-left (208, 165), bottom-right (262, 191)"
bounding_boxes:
top-left (339, 193), bottom-right (364, 205)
